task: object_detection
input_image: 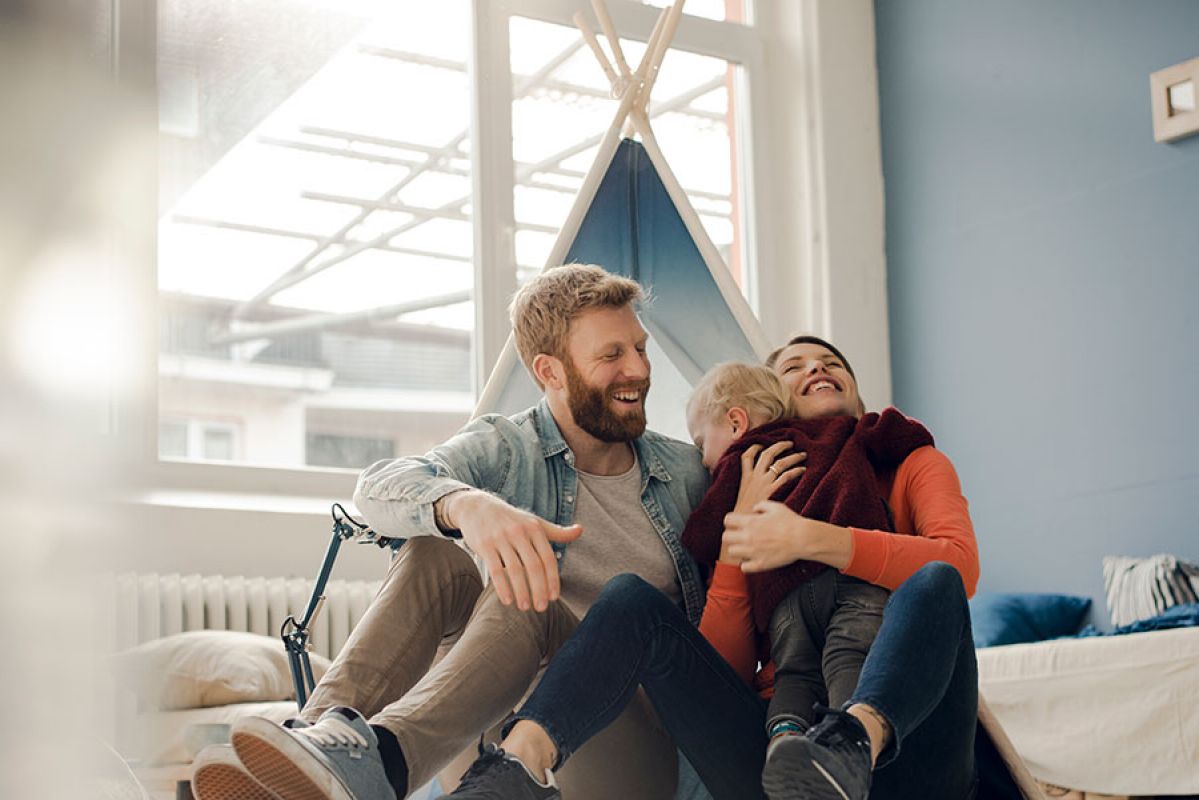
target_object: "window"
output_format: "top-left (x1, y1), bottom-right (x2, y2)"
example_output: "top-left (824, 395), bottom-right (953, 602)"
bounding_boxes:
top-left (141, 0), bottom-right (780, 489)
top-left (637, 0), bottom-right (747, 24)
top-left (306, 433), bottom-right (394, 469)
top-left (157, 0), bottom-right (475, 471)
top-left (159, 419), bottom-right (241, 462)
top-left (158, 421), bottom-right (189, 459)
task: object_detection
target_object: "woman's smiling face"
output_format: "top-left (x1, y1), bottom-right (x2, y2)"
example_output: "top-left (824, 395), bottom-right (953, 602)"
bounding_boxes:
top-left (771, 341), bottom-right (861, 420)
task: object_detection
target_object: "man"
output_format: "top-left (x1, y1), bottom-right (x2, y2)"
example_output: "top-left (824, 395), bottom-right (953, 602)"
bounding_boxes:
top-left (192, 264), bottom-right (709, 800)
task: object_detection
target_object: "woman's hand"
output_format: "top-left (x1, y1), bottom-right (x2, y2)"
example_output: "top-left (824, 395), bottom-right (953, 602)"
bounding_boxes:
top-left (722, 501), bottom-right (853, 572)
top-left (733, 442), bottom-right (806, 514)
top-left (719, 443), bottom-right (806, 564)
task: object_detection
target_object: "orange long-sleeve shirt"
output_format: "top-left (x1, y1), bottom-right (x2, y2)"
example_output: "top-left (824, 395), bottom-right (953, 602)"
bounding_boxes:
top-left (697, 445), bottom-right (979, 697)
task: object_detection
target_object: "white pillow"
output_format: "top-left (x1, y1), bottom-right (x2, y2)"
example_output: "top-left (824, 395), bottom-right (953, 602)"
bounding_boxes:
top-left (113, 630), bottom-right (332, 711)
top-left (1103, 554), bottom-right (1199, 627)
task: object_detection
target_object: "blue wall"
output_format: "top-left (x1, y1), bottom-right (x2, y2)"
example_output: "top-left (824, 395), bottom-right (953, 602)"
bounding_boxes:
top-left (875, 0), bottom-right (1199, 624)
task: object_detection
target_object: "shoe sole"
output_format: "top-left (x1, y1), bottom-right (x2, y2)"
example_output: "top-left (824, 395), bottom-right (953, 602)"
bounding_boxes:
top-left (192, 746), bottom-right (281, 800)
top-left (231, 717), bottom-right (354, 800)
top-left (761, 737), bottom-right (856, 800)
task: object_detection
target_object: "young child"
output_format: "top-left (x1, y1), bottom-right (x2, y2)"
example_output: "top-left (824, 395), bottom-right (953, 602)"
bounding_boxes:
top-left (682, 362), bottom-right (932, 752)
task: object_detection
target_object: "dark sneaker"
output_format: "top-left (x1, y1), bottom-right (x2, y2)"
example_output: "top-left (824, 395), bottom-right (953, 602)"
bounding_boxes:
top-left (761, 707), bottom-right (871, 800)
top-left (231, 707), bottom-right (394, 800)
top-left (192, 744), bottom-right (280, 800)
top-left (438, 743), bottom-right (560, 800)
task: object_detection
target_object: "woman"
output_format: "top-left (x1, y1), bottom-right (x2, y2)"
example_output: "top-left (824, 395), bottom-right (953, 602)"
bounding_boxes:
top-left (439, 335), bottom-right (995, 800)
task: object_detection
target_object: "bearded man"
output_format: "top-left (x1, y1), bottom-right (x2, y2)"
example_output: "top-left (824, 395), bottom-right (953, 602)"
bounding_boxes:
top-left (192, 264), bottom-right (710, 800)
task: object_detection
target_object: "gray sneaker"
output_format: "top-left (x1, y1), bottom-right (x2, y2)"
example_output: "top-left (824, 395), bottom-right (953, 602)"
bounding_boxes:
top-left (231, 707), bottom-right (395, 800)
top-left (761, 707), bottom-right (871, 800)
top-left (192, 744), bottom-right (280, 800)
top-left (438, 744), bottom-right (560, 800)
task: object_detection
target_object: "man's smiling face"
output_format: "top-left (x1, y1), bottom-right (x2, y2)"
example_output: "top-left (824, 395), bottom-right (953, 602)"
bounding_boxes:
top-left (560, 305), bottom-right (651, 442)
top-left (771, 341), bottom-right (861, 420)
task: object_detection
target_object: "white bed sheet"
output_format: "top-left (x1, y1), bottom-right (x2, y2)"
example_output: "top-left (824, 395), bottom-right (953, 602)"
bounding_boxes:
top-left (128, 700), bottom-right (296, 766)
top-left (978, 626), bottom-right (1199, 796)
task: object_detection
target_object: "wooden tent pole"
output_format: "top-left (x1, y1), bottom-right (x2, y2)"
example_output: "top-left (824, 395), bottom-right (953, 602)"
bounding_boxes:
top-left (590, 0), bottom-right (633, 85)
top-left (572, 12), bottom-right (620, 90)
top-left (641, 0), bottom-right (687, 105)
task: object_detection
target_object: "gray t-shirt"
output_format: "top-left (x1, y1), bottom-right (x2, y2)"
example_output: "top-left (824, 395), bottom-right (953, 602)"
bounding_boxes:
top-left (559, 454), bottom-right (683, 620)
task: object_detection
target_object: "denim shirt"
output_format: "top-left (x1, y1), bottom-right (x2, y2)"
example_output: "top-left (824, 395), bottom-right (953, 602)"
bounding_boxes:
top-left (353, 399), bottom-right (711, 624)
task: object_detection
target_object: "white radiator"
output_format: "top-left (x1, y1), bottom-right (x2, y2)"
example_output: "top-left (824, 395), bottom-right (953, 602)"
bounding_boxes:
top-left (110, 573), bottom-right (382, 660)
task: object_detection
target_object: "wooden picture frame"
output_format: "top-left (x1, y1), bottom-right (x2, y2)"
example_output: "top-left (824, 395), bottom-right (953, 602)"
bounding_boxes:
top-left (1150, 56), bottom-right (1199, 143)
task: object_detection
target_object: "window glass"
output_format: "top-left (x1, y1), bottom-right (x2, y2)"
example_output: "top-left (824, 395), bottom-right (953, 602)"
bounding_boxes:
top-left (508, 16), bottom-right (749, 291)
top-left (636, 0), bottom-right (748, 24)
top-left (306, 433), bottom-right (395, 469)
top-left (157, 0), bottom-right (474, 469)
top-left (201, 427), bottom-right (235, 461)
top-left (158, 421), bottom-right (189, 459)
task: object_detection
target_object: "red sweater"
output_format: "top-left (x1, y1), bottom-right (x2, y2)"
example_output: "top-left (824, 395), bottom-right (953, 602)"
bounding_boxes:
top-left (697, 445), bottom-right (979, 698)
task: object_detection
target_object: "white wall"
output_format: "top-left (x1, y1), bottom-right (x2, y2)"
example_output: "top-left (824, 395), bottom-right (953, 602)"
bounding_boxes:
top-left (754, 0), bottom-right (891, 409)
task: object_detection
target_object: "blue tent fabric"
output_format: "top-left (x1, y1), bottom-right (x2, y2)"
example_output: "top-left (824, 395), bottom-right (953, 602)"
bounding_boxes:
top-left (565, 139), bottom-right (759, 368)
top-left (487, 138), bottom-right (761, 416)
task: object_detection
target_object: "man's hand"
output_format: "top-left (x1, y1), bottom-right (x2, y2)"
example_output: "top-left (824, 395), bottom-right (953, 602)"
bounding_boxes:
top-left (441, 490), bottom-right (583, 612)
top-left (722, 501), bottom-right (852, 572)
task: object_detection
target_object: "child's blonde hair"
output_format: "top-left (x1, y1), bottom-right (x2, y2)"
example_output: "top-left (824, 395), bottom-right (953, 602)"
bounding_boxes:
top-left (688, 362), bottom-right (795, 427)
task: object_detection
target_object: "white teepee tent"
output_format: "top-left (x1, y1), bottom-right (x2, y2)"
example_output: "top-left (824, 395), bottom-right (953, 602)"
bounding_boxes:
top-left (475, 0), bottom-right (771, 427)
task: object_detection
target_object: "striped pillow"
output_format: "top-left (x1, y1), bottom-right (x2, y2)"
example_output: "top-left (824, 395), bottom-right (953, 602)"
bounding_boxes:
top-left (1102, 554), bottom-right (1199, 627)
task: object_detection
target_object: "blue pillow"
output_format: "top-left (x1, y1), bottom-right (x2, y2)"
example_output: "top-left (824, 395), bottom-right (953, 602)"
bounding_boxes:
top-left (969, 592), bottom-right (1091, 648)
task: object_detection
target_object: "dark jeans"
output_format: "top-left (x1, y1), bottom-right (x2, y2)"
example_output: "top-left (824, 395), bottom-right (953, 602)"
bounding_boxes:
top-left (768, 570), bottom-right (889, 729)
top-left (509, 562), bottom-right (982, 800)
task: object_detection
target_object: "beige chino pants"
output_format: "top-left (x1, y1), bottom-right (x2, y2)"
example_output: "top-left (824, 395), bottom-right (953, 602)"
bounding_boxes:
top-left (302, 536), bottom-right (677, 799)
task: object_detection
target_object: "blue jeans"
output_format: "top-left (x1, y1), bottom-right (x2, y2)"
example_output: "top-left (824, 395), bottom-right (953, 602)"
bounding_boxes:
top-left (509, 563), bottom-right (982, 800)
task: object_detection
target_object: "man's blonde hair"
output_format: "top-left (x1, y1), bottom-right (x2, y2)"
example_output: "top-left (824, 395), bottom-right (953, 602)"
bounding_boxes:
top-left (687, 362), bottom-right (795, 427)
top-left (509, 264), bottom-right (643, 387)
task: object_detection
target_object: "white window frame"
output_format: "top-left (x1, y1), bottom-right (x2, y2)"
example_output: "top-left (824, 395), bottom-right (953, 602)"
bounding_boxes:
top-left (114, 0), bottom-right (889, 503)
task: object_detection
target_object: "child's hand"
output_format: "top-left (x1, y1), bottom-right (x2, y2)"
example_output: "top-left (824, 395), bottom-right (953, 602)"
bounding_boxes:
top-left (732, 441), bottom-right (806, 515)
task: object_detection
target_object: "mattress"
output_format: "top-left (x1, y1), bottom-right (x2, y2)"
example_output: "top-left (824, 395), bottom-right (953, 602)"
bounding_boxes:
top-left (977, 626), bottom-right (1199, 796)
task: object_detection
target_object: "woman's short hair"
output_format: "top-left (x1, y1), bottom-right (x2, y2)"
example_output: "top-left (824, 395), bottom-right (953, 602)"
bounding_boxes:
top-left (509, 264), bottom-right (643, 387)
top-left (688, 362), bottom-right (795, 426)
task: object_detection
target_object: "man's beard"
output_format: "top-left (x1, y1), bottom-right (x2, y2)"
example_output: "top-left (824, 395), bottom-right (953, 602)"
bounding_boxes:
top-left (563, 359), bottom-right (650, 442)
